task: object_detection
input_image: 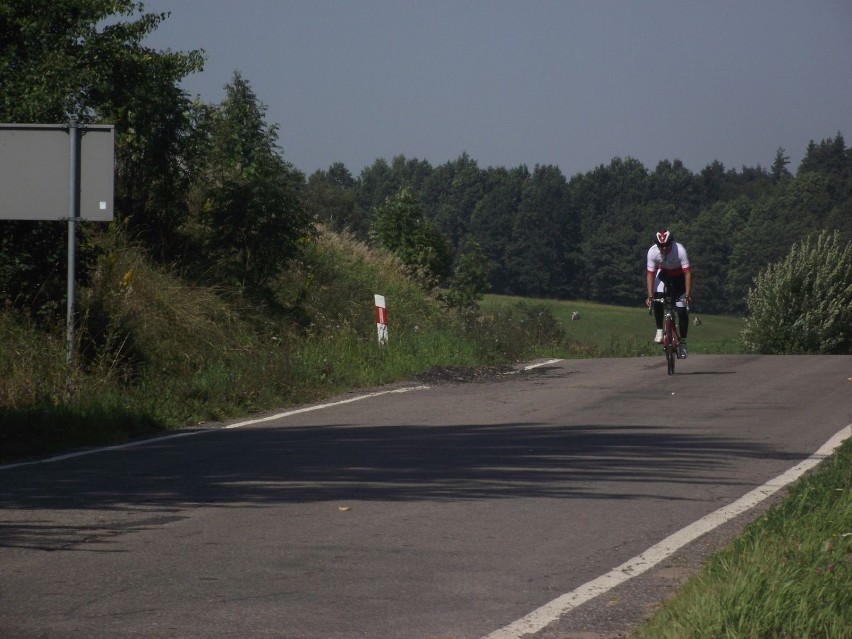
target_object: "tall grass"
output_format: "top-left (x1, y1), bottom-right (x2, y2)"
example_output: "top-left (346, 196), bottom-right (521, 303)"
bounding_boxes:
top-left (633, 437), bottom-right (852, 638)
top-left (0, 311), bottom-right (66, 408)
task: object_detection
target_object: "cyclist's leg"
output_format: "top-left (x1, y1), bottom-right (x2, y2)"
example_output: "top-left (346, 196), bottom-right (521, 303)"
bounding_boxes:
top-left (653, 300), bottom-right (664, 328)
top-left (670, 275), bottom-right (689, 339)
top-left (676, 310), bottom-right (688, 358)
top-left (677, 305), bottom-right (689, 340)
top-left (652, 272), bottom-right (665, 341)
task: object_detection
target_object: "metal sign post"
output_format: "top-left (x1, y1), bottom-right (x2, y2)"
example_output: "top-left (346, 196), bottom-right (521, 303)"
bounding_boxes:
top-left (66, 117), bottom-right (81, 368)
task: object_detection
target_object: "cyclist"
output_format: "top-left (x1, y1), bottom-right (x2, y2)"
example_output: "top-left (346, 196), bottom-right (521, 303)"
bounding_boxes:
top-left (645, 229), bottom-right (693, 357)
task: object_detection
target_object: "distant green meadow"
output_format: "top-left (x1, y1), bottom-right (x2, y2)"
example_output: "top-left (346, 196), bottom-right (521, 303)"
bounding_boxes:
top-left (481, 294), bottom-right (746, 358)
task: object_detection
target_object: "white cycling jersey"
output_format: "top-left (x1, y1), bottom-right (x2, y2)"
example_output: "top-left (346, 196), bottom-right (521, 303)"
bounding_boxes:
top-left (647, 242), bottom-right (690, 275)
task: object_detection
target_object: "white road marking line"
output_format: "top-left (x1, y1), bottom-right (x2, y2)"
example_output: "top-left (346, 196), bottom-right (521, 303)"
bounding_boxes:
top-left (221, 385), bottom-right (431, 429)
top-left (523, 359), bottom-right (563, 370)
top-left (0, 385), bottom-right (431, 471)
top-left (0, 430), bottom-right (204, 471)
top-left (483, 423), bottom-right (852, 639)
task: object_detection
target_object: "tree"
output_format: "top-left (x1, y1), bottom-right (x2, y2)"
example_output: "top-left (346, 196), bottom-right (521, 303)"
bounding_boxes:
top-left (304, 164), bottom-right (357, 232)
top-left (353, 158), bottom-right (399, 239)
top-left (389, 155), bottom-right (432, 194)
top-left (369, 187), bottom-right (452, 286)
top-left (192, 72), bottom-right (312, 290)
top-left (427, 153), bottom-right (484, 250)
top-left (686, 200), bottom-right (749, 314)
top-left (698, 160), bottom-right (730, 204)
top-left (0, 0), bottom-right (204, 314)
top-left (798, 133), bottom-right (847, 177)
top-left (504, 165), bottom-right (572, 298)
top-left (770, 147), bottom-right (791, 183)
top-left (725, 170), bottom-right (835, 312)
top-left (649, 159), bottom-right (699, 221)
top-left (468, 166), bottom-right (528, 293)
top-left (1, 0), bottom-right (204, 238)
top-left (326, 162), bottom-right (357, 189)
top-left (581, 221), bottom-right (641, 305)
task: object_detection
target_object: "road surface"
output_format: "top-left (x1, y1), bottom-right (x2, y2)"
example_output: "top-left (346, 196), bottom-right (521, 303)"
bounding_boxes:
top-left (1, 355), bottom-right (850, 638)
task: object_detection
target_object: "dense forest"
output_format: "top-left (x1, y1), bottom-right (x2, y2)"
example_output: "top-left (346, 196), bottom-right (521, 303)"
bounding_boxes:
top-left (2, 2), bottom-right (851, 320)
top-left (305, 137), bottom-right (852, 315)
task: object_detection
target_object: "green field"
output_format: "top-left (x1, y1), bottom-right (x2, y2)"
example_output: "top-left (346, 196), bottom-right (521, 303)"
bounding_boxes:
top-left (481, 294), bottom-right (746, 357)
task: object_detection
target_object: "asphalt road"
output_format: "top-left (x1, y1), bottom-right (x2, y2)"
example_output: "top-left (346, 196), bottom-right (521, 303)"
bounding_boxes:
top-left (1, 355), bottom-right (850, 639)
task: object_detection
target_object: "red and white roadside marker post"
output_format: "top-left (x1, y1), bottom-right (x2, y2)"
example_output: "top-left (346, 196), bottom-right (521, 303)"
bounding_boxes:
top-left (374, 294), bottom-right (388, 346)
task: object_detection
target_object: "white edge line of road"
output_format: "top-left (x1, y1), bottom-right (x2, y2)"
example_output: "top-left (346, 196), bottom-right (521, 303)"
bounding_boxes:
top-left (0, 385), bottom-right (432, 471)
top-left (482, 422), bottom-right (852, 639)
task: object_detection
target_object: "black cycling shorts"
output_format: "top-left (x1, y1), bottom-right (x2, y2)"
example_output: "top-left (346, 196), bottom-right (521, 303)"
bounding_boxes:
top-left (653, 272), bottom-right (687, 303)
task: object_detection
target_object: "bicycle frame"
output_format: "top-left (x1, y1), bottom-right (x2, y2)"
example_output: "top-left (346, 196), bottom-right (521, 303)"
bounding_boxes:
top-left (661, 294), bottom-right (679, 375)
top-left (654, 280), bottom-right (681, 375)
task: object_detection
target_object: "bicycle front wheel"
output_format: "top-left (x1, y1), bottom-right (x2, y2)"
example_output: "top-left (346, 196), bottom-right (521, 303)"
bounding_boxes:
top-left (664, 319), bottom-right (677, 375)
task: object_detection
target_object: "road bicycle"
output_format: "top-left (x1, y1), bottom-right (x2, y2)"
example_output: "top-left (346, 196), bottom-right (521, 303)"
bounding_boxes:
top-left (652, 282), bottom-right (688, 375)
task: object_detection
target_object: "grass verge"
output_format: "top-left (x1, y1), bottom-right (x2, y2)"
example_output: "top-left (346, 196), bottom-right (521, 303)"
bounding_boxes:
top-left (633, 436), bottom-right (852, 638)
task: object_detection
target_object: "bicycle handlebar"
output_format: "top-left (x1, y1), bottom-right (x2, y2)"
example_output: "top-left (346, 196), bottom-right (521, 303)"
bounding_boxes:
top-left (647, 294), bottom-right (691, 313)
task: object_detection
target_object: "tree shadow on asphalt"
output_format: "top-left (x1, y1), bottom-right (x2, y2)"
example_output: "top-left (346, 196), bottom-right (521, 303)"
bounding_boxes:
top-left (0, 417), bottom-right (804, 515)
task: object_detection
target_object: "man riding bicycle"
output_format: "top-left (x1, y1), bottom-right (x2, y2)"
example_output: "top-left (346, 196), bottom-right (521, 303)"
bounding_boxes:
top-left (645, 229), bottom-right (693, 357)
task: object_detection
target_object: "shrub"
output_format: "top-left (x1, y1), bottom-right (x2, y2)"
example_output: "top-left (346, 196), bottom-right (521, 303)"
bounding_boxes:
top-left (466, 301), bottom-right (566, 361)
top-left (742, 230), bottom-right (852, 354)
top-left (446, 239), bottom-right (492, 310)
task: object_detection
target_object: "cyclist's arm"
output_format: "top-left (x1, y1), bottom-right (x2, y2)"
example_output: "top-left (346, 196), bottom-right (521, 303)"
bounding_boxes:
top-left (645, 269), bottom-right (655, 306)
top-left (684, 268), bottom-right (693, 302)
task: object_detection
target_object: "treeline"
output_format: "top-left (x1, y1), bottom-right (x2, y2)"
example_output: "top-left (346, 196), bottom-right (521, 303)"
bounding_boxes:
top-left (306, 136), bottom-right (852, 315)
top-left (2, 2), bottom-right (851, 322)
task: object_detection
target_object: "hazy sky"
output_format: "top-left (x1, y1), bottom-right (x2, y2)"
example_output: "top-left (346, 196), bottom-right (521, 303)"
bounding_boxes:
top-left (141, 1), bottom-right (852, 178)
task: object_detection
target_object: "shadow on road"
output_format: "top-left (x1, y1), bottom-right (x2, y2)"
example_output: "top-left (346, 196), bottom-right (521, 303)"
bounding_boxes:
top-left (0, 416), bottom-right (806, 551)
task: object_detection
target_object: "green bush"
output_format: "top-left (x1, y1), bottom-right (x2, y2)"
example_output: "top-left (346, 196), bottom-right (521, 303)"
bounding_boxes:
top-left (742, 230), bottom-right (852, 354)
top-left (446, 239), bottom-right (492, 310)
top-left (466, 301), bottom-right (566, 362)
